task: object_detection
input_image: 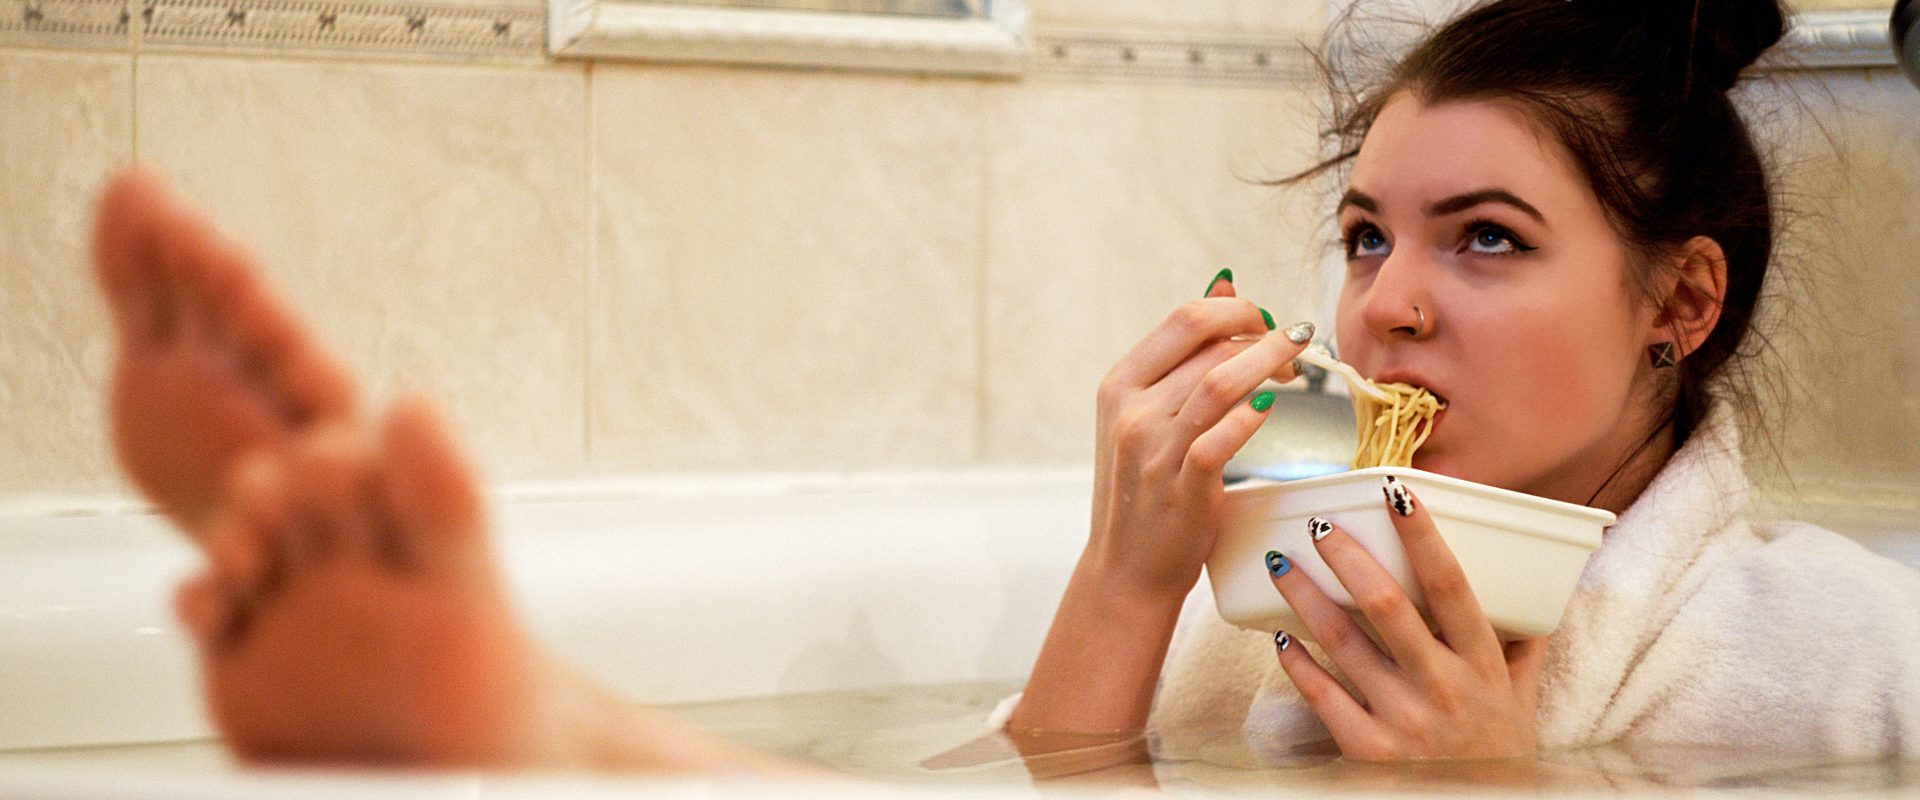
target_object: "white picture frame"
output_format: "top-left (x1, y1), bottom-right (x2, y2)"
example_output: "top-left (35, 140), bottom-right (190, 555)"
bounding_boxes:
top-left (547, 0), bottom-right (1029, 76)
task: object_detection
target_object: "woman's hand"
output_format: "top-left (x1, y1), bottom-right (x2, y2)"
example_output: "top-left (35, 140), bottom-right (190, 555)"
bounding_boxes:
top-left (1084, 278), bottom-right (1314, 605)
top-left (1267, 477), bottom-right (1547, 760)
top-left (1009, 272), bottom-right (1313, 736)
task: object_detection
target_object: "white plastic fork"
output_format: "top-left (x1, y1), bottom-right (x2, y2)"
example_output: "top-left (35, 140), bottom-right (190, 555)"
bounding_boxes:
top-left (1295, 344), bottom-right (1395, 404)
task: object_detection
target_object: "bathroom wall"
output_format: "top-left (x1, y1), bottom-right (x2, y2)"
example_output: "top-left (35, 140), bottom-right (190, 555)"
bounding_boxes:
top-left (1, 1), bottom-right (1915, 519)
top-left (0, 0), bottom-right (1330, 498)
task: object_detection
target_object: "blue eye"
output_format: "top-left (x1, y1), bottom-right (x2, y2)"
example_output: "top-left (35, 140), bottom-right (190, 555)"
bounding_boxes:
top-left (1464, 224), bottom-right (1530, 255)
top-left (1346, 225), bottom-right (1390, 258)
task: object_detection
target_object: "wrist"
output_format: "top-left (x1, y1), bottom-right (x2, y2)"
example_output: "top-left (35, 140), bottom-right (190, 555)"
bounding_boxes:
top-left (1071, 546), bottom-right (1198, 615)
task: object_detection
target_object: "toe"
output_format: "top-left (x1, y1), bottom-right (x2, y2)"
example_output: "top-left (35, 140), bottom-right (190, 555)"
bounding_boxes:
top-left (92, 167), bottom-right (178, 347)
top-left (204, 245), bottom-right (357, 429)
top-left (285, 425), bottom-right (378, 565)
top-left (377, 397), bottom-right (487, 575)
top-left (173, 571), bottom-right (225, 650)
top-left (204, 511), bottom-right (265, 593)
top-left (274, 345), bottom-right (357, 428)
top-left (227, 449), bottom-right (294, 596)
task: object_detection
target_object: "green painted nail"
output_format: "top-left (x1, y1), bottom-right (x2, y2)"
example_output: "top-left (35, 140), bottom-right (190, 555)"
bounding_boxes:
top-left (1260, 307), bottom-right (1276, 331)
top-left (1203, 268), bottom-right (1233, 297)
top-left (1250, 391), bottom-right (1275, 412)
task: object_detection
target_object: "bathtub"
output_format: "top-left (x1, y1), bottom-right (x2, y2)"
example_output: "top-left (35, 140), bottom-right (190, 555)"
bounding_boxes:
top-left (0, 470), bottom-right (1102, 797)
top-left (0, 469), bottom-right (1915, 798)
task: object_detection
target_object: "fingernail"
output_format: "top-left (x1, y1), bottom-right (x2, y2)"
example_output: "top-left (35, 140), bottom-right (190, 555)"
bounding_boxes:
top-left (1308, 516), bottom-right (1333, 542)
top-left (1203, 268), bottom-right (1233, 297)
top-left (1265, 550), bottom-right (1291, 577)
top-left (1274, 630), bottom-right (1292, 651)
top-left (1260, 307), bottom-right (1276, 331)
top-left (1383, 476), bottom-right (1415, 517)
top-left (1250, 391), bottom-right (1275, 412)
top-left (1284, 321), bottom-right (1315, 345)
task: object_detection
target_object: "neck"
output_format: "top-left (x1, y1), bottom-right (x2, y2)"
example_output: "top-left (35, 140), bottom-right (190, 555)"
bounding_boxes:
top-left (1584, 420), bottom-right (1676, 514)
top-left (1524, 410), bottom-right (1679, 514)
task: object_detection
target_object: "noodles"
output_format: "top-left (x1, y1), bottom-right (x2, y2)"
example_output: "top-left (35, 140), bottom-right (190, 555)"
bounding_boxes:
top-left (1349, 383), bottom-right (1445, 469)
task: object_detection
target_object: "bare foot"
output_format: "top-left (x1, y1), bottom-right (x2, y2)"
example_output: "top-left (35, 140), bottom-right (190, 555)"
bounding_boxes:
top-left (93, 168), bottom-right (354, 535)
top-left (171, 399), bottom-right (578, 766)
top-left (173, 400), bottom-right (798, 773)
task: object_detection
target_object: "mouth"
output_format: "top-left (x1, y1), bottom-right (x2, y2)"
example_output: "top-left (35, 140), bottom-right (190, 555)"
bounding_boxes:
top-left (1370, 369), bottom-right (1448, 407)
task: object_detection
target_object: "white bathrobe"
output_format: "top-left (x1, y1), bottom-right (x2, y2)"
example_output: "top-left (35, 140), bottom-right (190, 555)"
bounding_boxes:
top-left (1134, 405), bottom-right (1920, 761)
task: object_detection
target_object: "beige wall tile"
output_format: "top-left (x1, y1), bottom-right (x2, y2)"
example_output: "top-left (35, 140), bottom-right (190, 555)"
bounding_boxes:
top-left (134, 55), bottom-right (589, 481)
top-left (981, 80), bottom-right (1330, 464)
top-left (0, 49), bottom-right (133, 494)
top-left (1758, 70), bottom-right (1920, 497)
top-left (590, 66), bottom-right (984, 471)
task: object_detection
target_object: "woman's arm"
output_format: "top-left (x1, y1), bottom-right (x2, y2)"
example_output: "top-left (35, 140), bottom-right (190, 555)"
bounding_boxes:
top-left (1010, 275), bottom-right (1312, 736)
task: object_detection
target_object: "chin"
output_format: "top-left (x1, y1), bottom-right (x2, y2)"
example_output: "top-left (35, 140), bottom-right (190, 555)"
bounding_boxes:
top-left (1408, 450), bottom-right (1497, 488)
top-left (1408, 451), bottom-right (1459, 478)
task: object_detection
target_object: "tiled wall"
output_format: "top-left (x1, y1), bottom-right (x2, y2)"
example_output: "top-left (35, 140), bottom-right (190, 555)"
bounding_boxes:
top-left (1757, 69), bottom-right (1920, 509)
top-left (0, 1), bottom-right (1330, 495)
top-left (1, 1), bottom-right (1915, 514)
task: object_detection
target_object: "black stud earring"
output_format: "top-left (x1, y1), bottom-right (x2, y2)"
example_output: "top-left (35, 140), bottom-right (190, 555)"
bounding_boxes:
top-left (1648, 341), bottom-right (1678, 369)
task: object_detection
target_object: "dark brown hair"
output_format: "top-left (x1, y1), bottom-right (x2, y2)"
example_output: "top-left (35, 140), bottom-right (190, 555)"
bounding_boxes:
top-left (1291, 0), bottom-right (1789, 452)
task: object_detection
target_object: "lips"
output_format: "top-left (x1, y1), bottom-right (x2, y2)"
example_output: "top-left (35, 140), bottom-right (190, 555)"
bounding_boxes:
top-left (1371, 369), bottom-right (1448, 407)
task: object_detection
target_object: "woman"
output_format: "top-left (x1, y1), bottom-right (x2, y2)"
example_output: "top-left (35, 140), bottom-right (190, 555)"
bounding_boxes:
top-left (93, 0), bottom-right (1916, 773)
top-left (1007, 0), bottom-right (1920, 762)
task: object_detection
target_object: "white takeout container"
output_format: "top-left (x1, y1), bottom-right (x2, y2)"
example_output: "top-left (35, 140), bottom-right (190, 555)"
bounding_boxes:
top-left (1207, 467), bottom-right (1614, 641)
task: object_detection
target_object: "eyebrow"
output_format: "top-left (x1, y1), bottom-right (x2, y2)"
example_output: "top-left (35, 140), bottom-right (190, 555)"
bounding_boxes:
top-left (1336, 188), bottom-right (1546, 224)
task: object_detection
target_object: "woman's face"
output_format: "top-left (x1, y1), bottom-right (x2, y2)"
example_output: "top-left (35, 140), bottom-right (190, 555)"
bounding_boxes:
top-left (1334, 92), bottom-right (1661, 504)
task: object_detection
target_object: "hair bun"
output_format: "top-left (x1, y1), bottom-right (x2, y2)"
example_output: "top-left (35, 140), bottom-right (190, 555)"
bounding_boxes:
top-left (1572, 0), bottom-right (1786, 91)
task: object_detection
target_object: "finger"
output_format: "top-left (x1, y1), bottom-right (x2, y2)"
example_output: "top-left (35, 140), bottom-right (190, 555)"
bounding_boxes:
top-left (1104, 298), bottom-right (1270, 391)
top-left (1141, 337), bottom-right (1255, 410)
top-left (1272, 629), bottom-right (1381, 751)
top-left (1504, 637), bottom-right (1551, 710)
top-left (1266, 540), bottom-right (1402, 705)
top-left (1306, 516), bottom-right (1445, 676)
top-left (1381, 477), bottom-right (1502, 669)
top-left (1180, 385), bottom-right (1280, 486)
top-left (1170, 322), bottom-right (1312, 441)
top-left (1203, 268), bottom-right (1236, 299)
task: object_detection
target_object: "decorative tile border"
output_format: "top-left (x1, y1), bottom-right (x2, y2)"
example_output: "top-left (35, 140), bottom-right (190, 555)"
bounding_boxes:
top-left (140, 0), bottom-right (545, 60)
top-left (0, 0), bottom-right (128, 50)
top-left (0, 3), bottom-right (1900, 75)
top-left (1028, 32), bottom-right (1314, 86)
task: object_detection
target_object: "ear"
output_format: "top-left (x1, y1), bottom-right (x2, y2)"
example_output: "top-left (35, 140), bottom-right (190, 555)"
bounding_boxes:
top-left (1650, 236), bottom-right (1728, 359)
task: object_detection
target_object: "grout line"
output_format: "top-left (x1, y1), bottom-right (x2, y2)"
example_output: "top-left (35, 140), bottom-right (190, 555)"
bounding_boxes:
top-left (581, 58), bottom-right (596, 468)
top-left (972, 79), bottom-right (991, 465)
top-left (128, 52), bottom-right (138, 158)
top-left (128, 0), bottom-right (139, 160)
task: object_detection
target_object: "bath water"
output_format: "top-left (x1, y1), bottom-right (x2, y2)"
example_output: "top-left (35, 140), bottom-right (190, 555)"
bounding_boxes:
top-left (2, 680), bottom-right (1914, 796)
top-left (671, 680), bottom-right (1920, 795)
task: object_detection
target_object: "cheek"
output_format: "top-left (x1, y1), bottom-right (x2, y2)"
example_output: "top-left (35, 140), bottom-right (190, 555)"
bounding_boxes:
top-left (1452, 294), bottom-right (1641, 466)
top-left (1333, 286), bottom-right (1371, 362)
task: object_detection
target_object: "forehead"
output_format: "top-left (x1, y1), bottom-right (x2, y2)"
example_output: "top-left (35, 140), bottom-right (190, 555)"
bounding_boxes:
top-left (1349, 92), bottom-right (1589, 209)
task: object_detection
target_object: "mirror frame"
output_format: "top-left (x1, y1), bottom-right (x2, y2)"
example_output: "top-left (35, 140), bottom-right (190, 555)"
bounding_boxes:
top-left (547, 0), bottom-right (1029, 76)
top-left (1787, 8), bottom-right (1899, 68)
